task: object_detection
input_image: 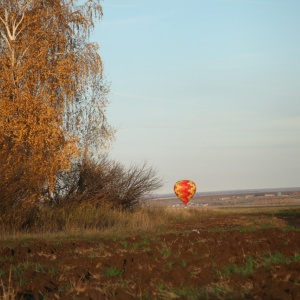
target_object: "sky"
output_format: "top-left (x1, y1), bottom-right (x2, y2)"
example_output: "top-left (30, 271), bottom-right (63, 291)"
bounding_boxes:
top-left (91, 0), bottom-right (300, 194)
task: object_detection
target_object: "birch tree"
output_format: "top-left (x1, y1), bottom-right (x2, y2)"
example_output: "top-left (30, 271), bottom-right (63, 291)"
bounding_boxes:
top-left (0, 0), bottom-right (113, 204)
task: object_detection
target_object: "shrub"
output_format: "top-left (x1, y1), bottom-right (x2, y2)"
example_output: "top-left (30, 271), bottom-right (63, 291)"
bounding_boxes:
top-left (62, 157), bottom-right (163, 211)
top-left (0, 156), bottom-right (162, 233)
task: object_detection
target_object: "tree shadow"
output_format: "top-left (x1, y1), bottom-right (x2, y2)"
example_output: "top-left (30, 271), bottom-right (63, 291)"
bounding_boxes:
top-left (274, 209), bottom-right (300, 228)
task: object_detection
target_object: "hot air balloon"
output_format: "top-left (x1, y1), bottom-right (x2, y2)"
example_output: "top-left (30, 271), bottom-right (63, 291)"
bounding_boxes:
top-left (174, 180), bottom-right (196, 206)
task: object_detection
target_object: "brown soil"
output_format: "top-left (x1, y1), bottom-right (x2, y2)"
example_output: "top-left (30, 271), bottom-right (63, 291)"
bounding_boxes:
top-left (0, 212), bottom-right (299, 299)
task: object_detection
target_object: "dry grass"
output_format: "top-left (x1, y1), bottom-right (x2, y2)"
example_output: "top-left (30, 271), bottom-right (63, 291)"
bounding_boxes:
top-left (0, 205), bottom-right (174, 241)
top-left (0, 205), bottom-right (214, 242)
top-left (0, 267), bottom-right (15, 300)
top-left (0, 205), bottom-right (296, 242)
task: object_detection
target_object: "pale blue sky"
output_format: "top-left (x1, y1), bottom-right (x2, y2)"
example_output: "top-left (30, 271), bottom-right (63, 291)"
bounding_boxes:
top-left (92, 0), bottom-right (300, 193)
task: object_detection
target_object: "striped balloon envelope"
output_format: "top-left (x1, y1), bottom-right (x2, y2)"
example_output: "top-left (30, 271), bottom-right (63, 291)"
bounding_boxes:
top-left (174, 180), bottom-right (196, 206)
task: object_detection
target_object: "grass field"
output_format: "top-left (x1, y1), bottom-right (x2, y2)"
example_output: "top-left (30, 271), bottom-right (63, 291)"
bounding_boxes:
top-left (0, 206), bottom-right (299, 299)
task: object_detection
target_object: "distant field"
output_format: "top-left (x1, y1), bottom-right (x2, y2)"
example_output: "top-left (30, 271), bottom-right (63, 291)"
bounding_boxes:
top-left (143, 190), bottom-right (300, 208)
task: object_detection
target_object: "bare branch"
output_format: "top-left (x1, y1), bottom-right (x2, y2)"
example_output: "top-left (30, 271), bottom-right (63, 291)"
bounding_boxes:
top-left (13, 12), bottom-right (25, 38)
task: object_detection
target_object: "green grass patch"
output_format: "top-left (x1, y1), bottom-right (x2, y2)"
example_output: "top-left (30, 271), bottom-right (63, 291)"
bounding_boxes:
top-left (224, 256), bottom-right (255, 277)
top-left (220, 251), bottom-right (300, 280)
top-left (164, 261), bottom-right (174, 271)
top-left (262, 251), bottom-right (300, 267)
top-left (58, 282), bottom-right (73, 293)
top-left (181, 260), bottom-right (187, 267)
top-left (35, 263), bottom-right (46, 273)
top-left (18, 277), bottom-right (27, 287)
top-left (104, 266), bottom-right (123, 278)
top-left (274, 209), bottom-right (300, 215)
top-left (282, 225), bottom-right (300, 231)
top-left (119, 240), bottom-right (129, 249)
top-left (209, 224), bottom-right (299, 233)
top-left (132, 238), bottom-right (150, 251)
top-left (160, 247), bottom-right (172, 258)
top-left (172, 284), bottom-right (203, 299)
top-left (171, 282), bottom-right (234, 300)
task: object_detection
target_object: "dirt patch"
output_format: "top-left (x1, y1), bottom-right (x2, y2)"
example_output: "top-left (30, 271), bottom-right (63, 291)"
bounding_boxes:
top-left (0, 211), bottom-right (299, 299)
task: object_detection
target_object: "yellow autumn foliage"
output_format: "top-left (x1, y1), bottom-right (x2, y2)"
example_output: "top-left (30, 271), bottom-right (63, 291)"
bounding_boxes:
top-left (0, 0), bottom-right (113, 208)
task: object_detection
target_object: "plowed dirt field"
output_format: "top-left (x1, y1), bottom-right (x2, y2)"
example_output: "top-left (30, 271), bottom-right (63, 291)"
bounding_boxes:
top-left (1, 209), bottom-right (300, 299)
